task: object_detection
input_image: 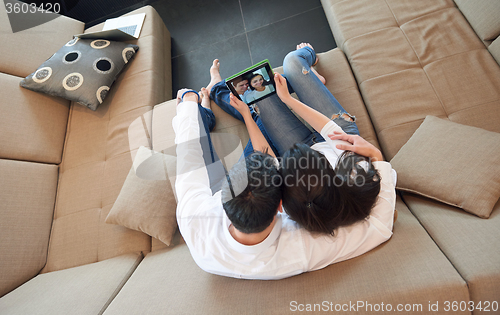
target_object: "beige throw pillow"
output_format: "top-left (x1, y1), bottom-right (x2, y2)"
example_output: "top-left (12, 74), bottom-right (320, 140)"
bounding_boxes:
top-left (390, 116), bottom-right (500, 218)
top-left (106, 147), bottom-right (177, 245)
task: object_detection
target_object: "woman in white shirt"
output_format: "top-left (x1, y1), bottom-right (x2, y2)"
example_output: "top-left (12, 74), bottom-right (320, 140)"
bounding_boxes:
top-left (228, 43), bottom-right (393, 235)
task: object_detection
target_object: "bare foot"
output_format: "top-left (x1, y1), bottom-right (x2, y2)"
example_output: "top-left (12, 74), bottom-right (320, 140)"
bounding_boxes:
top-left (205, 59), bottom-right (222, 94)
top-left (296, 43), bottom-right (326, 85)
top-left (199, 87), bottom-right (211, 109)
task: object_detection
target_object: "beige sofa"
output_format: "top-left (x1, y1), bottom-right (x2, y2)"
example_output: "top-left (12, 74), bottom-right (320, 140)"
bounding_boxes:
top-left (1, 0), bottom-right (499, 314)
top-left (0, 3), bottom-right (172, 314)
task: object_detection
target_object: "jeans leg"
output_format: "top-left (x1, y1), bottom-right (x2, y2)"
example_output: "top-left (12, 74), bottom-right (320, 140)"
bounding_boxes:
top-left (283, 47), bottom-right (359, 135)
top-left (256, 94), bottom-right (317, 157)
top-left (210, 80), bottom-right (245, 121)
top-left (197, 105), bottom-right (226, 193)
top-left (210, 80), bottom-right (279, 157)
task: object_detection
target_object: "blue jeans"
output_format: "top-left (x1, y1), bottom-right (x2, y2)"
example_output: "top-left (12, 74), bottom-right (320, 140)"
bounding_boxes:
top-left (257, 46), bottom-right (359, 156)
top-left (198, 104), bottom-right (217, 164)
top-left (197, 104), bottom-right (226, 193)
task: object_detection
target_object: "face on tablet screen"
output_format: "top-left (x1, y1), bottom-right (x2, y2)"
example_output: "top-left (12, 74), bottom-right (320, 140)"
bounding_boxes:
top-left (226, 62), bottom-right (276, 106)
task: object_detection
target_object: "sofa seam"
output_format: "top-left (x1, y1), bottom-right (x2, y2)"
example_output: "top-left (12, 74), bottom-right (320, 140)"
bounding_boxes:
top-left (422, 47), bottom-right (489, 66)
top-left (376, 117), bottom-right (428, 135)
top-left (41, 101), bottom-right (75, 273)
top-left (447, 99), bottom-right (500, 117)
top-left (39, 163), bottom-right (61, 274)
top-left (53, 207), bottom-right (102, 222)
top-left (109, 104), bottom-right (154, 122)
top-left (358, 67), bottom-right (422, 85)
top-left (343, 26), bottom-right (398, 49)
top-left (116, 67), bottom-right (162, 85)
top-left (97, 112), bottom-right (110, 264)
top-left (329, 85), bottom-right (360, 96)
top-left (98, 252), bottom-right (145, 315)
top-left (397, 6), bottom-right (458, 29)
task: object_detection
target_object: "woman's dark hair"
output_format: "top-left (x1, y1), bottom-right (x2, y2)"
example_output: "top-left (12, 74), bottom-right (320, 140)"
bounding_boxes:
top-left (280, 143), bottom-right (380, 235)
top-left (222, 151), bottom-right (282, 234)
top-left (248, 73), bottom-right (270, 90)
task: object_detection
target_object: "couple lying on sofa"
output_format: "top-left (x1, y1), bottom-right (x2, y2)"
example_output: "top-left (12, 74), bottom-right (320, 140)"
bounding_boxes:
top-left (173, 43), bottom-right (397, 280)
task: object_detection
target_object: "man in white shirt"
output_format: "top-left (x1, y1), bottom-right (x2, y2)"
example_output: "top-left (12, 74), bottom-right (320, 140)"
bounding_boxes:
top-left (173, 89), bottom-right (396, 280)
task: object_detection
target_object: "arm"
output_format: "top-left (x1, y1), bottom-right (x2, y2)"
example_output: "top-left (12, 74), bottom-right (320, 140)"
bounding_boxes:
top-left (327, 131), bottom-right (383, 162)
top-left (229, 93), bottom-right (276, 157)
top-left (274, 72), bottom-right (330, 133)
top-left (173, 90), bottom-right (220, 235)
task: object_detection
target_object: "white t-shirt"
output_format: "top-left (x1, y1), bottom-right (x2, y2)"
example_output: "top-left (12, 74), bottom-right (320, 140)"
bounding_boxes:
top-left (173, 101), bottom-right (397, 280)
top-left (245, 85), bottom-right (275, 103)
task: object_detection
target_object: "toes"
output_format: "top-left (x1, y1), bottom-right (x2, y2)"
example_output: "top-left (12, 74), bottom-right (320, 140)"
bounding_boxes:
top-left (201, 87), bottom-right (210, 98)
top-left (211, 59), bottom-right (220, 69)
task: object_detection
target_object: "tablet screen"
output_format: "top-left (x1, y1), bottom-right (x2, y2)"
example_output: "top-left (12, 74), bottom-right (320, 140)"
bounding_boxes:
top-left (225, 60), bottom-right (276, 106)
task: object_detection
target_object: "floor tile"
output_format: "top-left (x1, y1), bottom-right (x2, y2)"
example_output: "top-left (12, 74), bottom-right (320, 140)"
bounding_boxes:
top-left (247, 7), bottom-right (336, 68)
top-left (240, 0), bottom-right (322, 32)
top-left (149, 0), bottom-right (245, 57)
top-left (71, 0), bottom-right (148, 27)
top-left (172, 34), bottom-right (252, 92)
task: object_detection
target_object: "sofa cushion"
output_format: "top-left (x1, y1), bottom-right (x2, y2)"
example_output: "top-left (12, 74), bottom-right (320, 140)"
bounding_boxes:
top-left (391, 116), bottom-right (500, 218)
top-left (400, 7), bottom-right (484, 67)
top-left (321, 0), bottom-right (398, 50)
top-left (105, 146), bottom-right (177, 246)
top-left (0, 0), bottom-right (85, 78)
top-left (360, 69), bottom-right (447, 158)
top-left (0, 159), bottom-right (58, 298)
top-left (0, 253), bottom-right (142, 315)
top-left (344, 27), bottom-right (421, 84)
top-left (20, 38), bottom-right (139, 111)
top-left (403, 194), bottom-right (500, 306)
top-left (0, 72), bottom-right (70, 164)
top-left (42, 111), bottom-right (152, 272)
top-left (102, 198), bottom-right (469, 315)
top-left (454, 0), bottom-right (500, 41)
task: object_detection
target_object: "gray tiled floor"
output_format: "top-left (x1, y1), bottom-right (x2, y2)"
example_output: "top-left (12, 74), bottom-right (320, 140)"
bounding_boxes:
top-left (77, 0), bottom-right (337, 96)
top-left (149, 0), bottom-right (336, 93)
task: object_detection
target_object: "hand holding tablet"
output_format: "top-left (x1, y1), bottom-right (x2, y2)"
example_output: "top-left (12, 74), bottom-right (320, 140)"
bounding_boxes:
top-left (225, 60), bottom-right (277, 106)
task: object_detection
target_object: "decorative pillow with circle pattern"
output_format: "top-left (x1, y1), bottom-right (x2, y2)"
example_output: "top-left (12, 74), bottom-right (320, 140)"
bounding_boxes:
top-left (20, 37), bottom-right (139, 111)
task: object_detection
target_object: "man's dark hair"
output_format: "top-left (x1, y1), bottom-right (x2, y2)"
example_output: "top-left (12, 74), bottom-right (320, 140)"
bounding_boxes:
top-left (281, 143), bottom-right (381, 235)
top-left (221, 151), bottom-right (282, 234)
